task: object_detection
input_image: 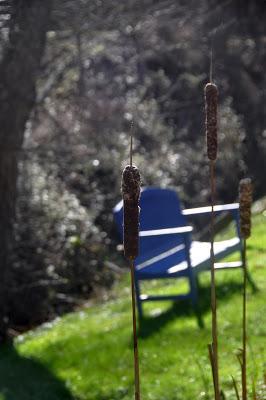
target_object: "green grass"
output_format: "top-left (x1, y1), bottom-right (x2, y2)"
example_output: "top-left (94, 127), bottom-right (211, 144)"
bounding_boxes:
top-left (0, 213), bottom-right (265, 400)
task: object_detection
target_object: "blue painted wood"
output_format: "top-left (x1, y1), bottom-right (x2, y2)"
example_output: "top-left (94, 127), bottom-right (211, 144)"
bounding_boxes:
top-left (140, 294), bottom-right (190, 301)
top-left (113, 187), bottom-right (243, 318)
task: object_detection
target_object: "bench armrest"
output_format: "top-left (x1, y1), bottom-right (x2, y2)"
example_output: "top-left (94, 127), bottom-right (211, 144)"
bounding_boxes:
top-left (139, 226), bottom-right (193, 237)
top-left (182, 203), bottom-right (239, 216)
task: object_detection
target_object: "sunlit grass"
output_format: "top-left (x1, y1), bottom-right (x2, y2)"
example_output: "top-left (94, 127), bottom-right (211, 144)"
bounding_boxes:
top-left (0, 213), bottom-right (265, 400)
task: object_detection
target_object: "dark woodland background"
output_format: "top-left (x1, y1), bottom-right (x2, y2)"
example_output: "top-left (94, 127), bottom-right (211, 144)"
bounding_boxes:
top-left (0, 0), bottom-right (265, 340)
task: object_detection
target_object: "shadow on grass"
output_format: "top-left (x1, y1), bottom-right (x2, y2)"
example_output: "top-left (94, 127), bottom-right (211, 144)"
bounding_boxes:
top-left (138, 279), bottom-right (243, 339)
top-left (0, 344), bottom-right (76, 400)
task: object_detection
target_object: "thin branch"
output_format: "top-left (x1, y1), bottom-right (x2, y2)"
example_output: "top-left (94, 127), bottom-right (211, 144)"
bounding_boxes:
top-left (130, 120), bottom-right (133, 167)
top-left (210, 46), bottom-right (213, 83)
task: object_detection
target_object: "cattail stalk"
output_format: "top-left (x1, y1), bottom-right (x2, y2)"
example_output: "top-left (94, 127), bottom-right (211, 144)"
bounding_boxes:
top-left (205, 80), bottom-right (220, 400)
top-left (242, 239), bottom-right (247, 400)
top-left (210, 160), bottom-right (220, 400)
top-left (130, 258), bottom-right (140, 400)
top-left (122, 131), bottom-right (141, 400)
top-left (239, 178), bottom-right (253, 400)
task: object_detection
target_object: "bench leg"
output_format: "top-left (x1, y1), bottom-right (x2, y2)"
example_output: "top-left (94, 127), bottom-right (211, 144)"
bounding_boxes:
top-left (241, 244), bottom-right (258, 293)
top-left (188, 271), bottom-right (203, 327)
top-left (134, 278), bottom-right (143, 320)
top-left (246, 268), bottom-right (258, 293)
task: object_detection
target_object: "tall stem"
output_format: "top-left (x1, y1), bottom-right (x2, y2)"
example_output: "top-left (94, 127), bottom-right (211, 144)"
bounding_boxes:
top-left (242, 239), bottom-right (247, 400)
top-left (130, 259), bottom-right (140, 400)
top-left (210, 160), bottom-right (220, 400)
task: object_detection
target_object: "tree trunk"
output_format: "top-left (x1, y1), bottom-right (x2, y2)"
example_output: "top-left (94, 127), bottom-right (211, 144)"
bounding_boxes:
top-left (0, 0), bottom-right (52, 342)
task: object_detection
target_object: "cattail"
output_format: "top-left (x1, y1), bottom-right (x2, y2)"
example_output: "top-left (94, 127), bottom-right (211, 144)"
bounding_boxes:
top-left (239, 178), bottom-right (253, 239)
top-left (239, 178), bottom-right (252, 400)
top-left (122, 165), bottom-right (141, 260)
top-left (122, 163), bottom-right (141, 400)
top-left (205, 82), bottom-right (218, 161)
top-left (205, 80), bottom-right (220, 400)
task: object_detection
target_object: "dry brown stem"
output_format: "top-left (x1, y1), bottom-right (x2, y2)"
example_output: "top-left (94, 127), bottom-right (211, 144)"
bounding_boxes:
top-left (242, 239), bottom-right (247, 400)
top-left (122, 137), bottom-right (141, 400)
top-left (130, 258), bottom-right (140, 400)
top-left (239, 178), bottom-right (252, 400)
top-left (209, 160), bottom-right (220, 400)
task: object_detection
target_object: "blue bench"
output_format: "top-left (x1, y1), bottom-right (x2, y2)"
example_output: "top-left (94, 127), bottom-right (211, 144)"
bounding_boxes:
top-left (114, 187), bottom-right (249, 318)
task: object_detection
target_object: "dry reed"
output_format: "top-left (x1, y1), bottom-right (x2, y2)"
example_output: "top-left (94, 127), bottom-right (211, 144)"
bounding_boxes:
top-left (205, 79), bottom-right (220, 400)
top-left (239, 178), bottom-right (253, 400)
top-left (121, 133), bottom-right (141, 400)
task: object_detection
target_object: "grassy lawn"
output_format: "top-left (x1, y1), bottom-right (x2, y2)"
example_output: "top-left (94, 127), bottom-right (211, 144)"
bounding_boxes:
top-left (0, 213), bottom-right (265, 400)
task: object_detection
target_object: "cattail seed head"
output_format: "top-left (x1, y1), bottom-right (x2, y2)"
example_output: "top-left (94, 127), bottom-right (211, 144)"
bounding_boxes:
top-left (239, 178), bottom-right (253, 239)
top-left (205, 82), bottom-right (218, 161)
top-left (122, 165), bottom-right (141, 260)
